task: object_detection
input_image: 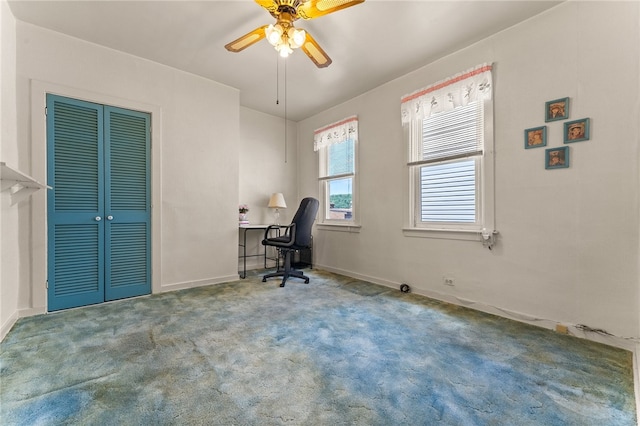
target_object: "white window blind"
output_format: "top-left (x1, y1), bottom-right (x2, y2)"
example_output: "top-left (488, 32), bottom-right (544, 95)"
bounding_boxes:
top-left (420, 159), bottom-right (476, 223)
top-left (418, 102), bottom-right (483, 165)
top-left (327, 139), bottom-right (354, 177)
top-left (415, 102), bottom-right (482, 224)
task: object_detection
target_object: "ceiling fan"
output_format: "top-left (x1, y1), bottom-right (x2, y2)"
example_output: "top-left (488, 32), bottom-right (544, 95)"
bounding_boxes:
top-left (224, 0), bottom-right (365, 68)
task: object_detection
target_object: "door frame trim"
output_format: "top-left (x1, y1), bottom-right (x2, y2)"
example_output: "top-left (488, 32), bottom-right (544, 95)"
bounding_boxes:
top-left (31, 80), bottom-right (162, 312)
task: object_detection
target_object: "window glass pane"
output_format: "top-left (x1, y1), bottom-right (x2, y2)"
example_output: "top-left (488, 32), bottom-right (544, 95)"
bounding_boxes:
top-left (328, 139), bottom-right (354, 176)
top-left (420, 159), bottom-right (475, 223)
top-left (327, 178), bottom-right (352, 220)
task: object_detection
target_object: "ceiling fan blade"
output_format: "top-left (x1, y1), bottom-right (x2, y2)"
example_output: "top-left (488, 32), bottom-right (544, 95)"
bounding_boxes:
top-left (297, 0), bottom-right (365, 20)
top-left (224, 26), bottom-right (268, 53)
top-left (301, 32), bottom-right (332, 68)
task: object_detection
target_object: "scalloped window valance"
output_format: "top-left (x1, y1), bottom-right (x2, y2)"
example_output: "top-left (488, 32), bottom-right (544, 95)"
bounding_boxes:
top-left (400, 63), bottom-right (493, 124)
top-left (313, 116), bottom-right (358, 151)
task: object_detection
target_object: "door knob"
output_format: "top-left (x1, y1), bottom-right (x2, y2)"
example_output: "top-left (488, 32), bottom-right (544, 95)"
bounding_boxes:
top-left (95, 216), bottom-right (102, 221)
top-left (107, 215), bottom-right (114, 221)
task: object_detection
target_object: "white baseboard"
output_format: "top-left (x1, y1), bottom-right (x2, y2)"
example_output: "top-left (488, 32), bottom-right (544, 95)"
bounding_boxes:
top-left (316, 264), bottom-right (399, 289)
top-left (239, 257), bottom-right (279, 275)
top-left (19, 307), bottom-right (47, 317)
top-left (160, 274), bottom-right (240, 293)
top-left (0, 307), bottom-right (47, 343)
top-left (0, 311), bottom-right (19, 342)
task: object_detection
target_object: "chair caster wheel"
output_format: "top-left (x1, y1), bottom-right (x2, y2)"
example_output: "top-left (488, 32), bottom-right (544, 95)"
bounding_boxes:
top-left (279, 283), bottom-right (285, 288)
top-left (304, 279), bottom-right (310, 284)
top-left (262, 278), bottom-right (266, 282)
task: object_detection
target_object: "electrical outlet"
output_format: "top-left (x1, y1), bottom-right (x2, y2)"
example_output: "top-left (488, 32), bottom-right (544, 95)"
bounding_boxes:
top-left (443, 277), bottom-right (454, 286)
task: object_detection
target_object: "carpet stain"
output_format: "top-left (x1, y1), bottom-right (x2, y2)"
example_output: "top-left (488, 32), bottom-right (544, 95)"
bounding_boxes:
top-left (0, 270), bottom-right (636, 425)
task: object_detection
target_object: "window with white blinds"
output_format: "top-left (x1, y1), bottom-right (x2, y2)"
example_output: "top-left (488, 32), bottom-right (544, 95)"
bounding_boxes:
top-left (413, 102), bottom-right (483, 225)
top-left (402, 63), bottom-right (494, 234)
top-left (315, 116), bottom-right (358, 224)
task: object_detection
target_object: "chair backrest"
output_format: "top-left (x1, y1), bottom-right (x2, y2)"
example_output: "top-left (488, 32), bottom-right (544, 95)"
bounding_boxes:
top-left (290, 197), bottom-right (319, 248)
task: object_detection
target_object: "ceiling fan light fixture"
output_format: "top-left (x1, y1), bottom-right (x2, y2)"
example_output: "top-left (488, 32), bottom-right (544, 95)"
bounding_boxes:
top-left (288, 27), bottom-right (306, 48)
top-left (267, 23), bottom-right (303, 57)
top-left (278, 43), bottom-right (293, 57)
top-left (266, 24), bottom-right (283, 46)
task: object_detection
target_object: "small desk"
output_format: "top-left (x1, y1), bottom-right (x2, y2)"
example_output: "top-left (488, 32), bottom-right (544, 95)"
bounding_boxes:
top-left (238, 224), bottom-right (282, 279)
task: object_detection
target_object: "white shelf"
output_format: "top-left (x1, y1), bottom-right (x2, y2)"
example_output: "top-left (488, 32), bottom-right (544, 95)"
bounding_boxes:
top-left (0, 162), bottom-right (51, 205)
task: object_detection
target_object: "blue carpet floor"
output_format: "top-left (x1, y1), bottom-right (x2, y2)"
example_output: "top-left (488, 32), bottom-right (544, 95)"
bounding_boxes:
top-left (0, 270), bottom-right (636, 425)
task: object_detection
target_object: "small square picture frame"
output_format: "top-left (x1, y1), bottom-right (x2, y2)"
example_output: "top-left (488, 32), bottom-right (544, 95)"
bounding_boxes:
top-left (545, 146), bottom-right (569, 170)
top-left (564, 118), bottom-right (590, 143)
top-left (545, 97), bottom-right (569, 122)
top-left (524, 126), bottom-right (547, 149)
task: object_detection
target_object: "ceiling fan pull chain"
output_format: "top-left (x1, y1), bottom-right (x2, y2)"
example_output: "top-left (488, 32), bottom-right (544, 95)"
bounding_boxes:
top-left (276, 55), bottom-right (280, 105)
top-left (284, 59), bottom-right (288, 164)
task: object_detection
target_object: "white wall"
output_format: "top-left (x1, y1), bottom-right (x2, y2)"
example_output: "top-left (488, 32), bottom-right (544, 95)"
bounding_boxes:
top-left (298, 1), bottom-right (640, 342)
top-left (238, 107), bottom-right (298, 270)
top-left (4, 20), bottom-right (241, 327)
top-left (239, 107), bottom-right (298, 225)
top-left (0, 0), bottom-right (20, 339)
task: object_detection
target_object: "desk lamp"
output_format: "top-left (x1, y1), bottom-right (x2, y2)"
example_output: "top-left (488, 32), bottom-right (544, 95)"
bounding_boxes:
top-left (268, 193), bottom-right (287, 225)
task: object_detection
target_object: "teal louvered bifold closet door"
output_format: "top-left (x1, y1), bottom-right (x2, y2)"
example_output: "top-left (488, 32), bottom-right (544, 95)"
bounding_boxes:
top-left (104, 107), bottom-right (151, 301)
top-left (47, 95), bottom-right (151, 311)
top-left (47, 96), bottom-right (105, 311)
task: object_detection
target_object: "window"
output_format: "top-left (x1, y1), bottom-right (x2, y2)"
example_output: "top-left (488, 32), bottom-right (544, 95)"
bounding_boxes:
top-left (412, 102), bottom-right (483, 228)
top-left (402, 64), bottom-right (494, 235)
top-left (314, 116), bottom-right (358, 225)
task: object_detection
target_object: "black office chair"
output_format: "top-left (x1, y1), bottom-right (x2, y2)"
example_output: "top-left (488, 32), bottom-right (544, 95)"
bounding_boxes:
top-left (262, 197), bottom-right (319, 287)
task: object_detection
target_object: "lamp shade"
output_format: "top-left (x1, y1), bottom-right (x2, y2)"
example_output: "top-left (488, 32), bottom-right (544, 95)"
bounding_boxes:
top-left (268, 193), bottom-right (287, 209)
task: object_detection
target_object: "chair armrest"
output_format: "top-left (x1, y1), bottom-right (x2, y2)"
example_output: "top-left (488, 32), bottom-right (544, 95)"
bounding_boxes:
top-left (263, 224), bottom-right (291, 240)
top-left (262, 224), bottom-right (296, 248)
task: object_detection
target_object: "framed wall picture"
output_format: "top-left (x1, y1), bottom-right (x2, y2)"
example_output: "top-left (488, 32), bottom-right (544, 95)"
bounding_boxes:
top-left (524, 126), bottom-right (547, 149)
top-left (545, 146), bottom-right (569, 169)
top-left (545, 97), bottom-right (569, 122)
top-left (564, 118), bottom-right (590, 143)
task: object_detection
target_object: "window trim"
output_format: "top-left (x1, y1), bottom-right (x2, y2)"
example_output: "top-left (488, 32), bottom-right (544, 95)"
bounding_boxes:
top-left (317, 223), bottom-right (362, 233)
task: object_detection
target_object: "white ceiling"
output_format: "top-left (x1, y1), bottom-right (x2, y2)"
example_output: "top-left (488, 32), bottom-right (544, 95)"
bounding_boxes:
top-left (8, 0), bottom-right (562, 121)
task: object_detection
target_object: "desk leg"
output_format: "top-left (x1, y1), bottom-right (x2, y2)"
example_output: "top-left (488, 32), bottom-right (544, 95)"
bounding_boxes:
top-left (241, 228), bottom-right (248, 279)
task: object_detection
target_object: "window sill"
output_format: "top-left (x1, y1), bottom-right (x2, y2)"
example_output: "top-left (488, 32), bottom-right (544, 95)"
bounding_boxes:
top-left (317, 223), bottom-right (361, 233)
top-left (402, 227), bottom-right (480, 241)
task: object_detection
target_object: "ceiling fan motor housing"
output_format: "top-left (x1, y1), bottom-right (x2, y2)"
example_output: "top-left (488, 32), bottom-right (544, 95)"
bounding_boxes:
top-left (274, 4), bottom-right (300, 20)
